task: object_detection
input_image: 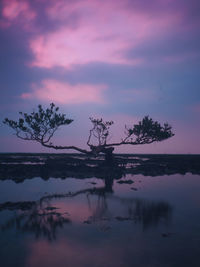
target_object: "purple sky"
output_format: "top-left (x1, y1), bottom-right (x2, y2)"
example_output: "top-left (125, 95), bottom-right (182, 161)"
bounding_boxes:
top-left (0, 0), bottom-right (200, 154)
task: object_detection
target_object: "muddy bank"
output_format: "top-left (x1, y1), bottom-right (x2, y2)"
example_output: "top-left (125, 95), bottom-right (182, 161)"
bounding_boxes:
top-left (0, 153), bottom-right (200, 182)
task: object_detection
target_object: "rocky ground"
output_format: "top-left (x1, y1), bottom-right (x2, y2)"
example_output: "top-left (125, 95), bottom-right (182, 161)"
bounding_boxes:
top-left (0, 153), bottom-right (200, 182)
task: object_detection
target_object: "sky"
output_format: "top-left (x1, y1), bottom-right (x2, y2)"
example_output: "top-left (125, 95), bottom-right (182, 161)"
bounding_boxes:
top-left (0, 0), bottom-right (200, 154)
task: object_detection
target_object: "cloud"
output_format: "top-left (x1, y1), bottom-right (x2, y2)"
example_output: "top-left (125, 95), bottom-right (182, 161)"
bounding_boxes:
top-left (21, 79), bottom-right (107, 104)
top-left (1, 0), bottom-right (200, 154)
top-left (29, 27), bottom-right (140, 69)
top-left (1, 0), bottom-right (36, 26)
top-left (2, 0), bottom-right (198, 68)
top-left (28, 0), bottom-right (178, 68)
top-left (126, 26), bottom-right (200, 64)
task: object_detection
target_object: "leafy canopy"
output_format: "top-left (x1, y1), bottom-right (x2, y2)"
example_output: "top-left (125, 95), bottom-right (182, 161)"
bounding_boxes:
top-left (3, 103), bottom-right (73, 145)
top-left (124, 116), bottom-right (174, 145)
top-left (3, 103), bottom-right (174, 154)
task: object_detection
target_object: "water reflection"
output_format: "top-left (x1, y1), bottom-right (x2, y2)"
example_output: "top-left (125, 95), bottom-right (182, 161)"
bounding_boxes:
top-left (1, 172), bottom-right (200, 267)
top-left (0, 178), bottom-right (172, 240)
top-left (0, 199), bottom-right (71, 241)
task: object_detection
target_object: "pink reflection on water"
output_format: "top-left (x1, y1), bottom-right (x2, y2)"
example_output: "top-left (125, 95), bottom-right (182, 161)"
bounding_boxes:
top-left (52, 198), bottom-right (92, 223)
top-left (26, 238), bottom-right (126, 267)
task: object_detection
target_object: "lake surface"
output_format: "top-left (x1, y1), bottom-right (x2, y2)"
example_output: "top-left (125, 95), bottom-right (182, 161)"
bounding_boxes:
top-left (0, 172), bottom-right (200, 267)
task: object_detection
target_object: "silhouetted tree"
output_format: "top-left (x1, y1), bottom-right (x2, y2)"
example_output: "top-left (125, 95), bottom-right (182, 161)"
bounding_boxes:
top-left (3, 103), bottom-right (174, 162)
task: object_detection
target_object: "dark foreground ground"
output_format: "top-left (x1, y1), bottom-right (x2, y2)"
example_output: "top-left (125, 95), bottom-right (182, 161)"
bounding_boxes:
top-left (0, 153), bottom-right (200, 182)
top-left (0, 153), bottom-right (200, 267)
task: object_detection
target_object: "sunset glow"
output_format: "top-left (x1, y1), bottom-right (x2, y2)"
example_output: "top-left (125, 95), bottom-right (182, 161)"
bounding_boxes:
top-left (0, 0), bottom-right (200, 153)
top-left (21, 80), bottom-right (107, 104)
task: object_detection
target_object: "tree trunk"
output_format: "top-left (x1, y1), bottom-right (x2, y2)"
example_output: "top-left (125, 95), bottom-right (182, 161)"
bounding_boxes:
top-left (104, 176), bottom-right (114, 192)
top-left (103, 147), bottom-right (115, 166)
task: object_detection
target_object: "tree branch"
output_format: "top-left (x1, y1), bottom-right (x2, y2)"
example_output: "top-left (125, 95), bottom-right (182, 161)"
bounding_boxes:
top-left (40, 141), bottom-right (90, 154)
top-left (3, 104), bottom-right (174, 156)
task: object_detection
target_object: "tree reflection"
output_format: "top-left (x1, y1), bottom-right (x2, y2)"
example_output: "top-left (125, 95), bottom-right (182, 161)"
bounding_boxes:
top-left (75, 182), bottom-right (172, 228)
top-left (116, 198), bottom-right (171, 229)
top-left (0, 175), bottom-right (172, 240)
top-left (0, 199), bottom-right (71, 241)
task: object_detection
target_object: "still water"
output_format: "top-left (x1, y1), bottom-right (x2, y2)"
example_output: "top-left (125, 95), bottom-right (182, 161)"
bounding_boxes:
top-left (0, 173), bottom-right (200, 267)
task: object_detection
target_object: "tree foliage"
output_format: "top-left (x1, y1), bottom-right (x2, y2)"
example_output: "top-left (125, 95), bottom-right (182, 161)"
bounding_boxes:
top-left (87, 117), bottom-right (114, 147)
top-left (4, 103), bottom-right (73, 144)
top-left (3, 103), bottom-right (174, 155)
top-left (123, 116), bottom-right (174, 145)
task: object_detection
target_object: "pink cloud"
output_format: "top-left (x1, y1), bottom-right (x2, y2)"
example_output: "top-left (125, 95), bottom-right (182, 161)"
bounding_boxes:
top-left (29, 28), bottom-right (140, 69)
top-left (0, 20), bottom-right (11, 28)
top-left (1, 0), bottom-right (36, 27)
top-left (21, 92), bottom-right (32, 99)
top-left (21, 80), bottom-right (107, 104)
top-left (29, 0), bottom-right (178, 68)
